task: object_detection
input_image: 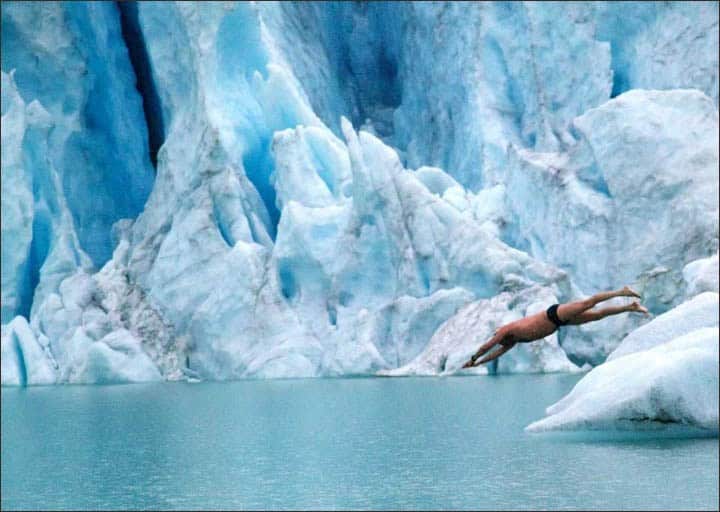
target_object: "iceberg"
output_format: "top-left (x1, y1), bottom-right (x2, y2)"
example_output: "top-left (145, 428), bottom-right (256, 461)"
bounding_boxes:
top-left (607, 292), bottom-right (719, 361)
top-left (1, 2), bottom-right (718, 384)
top-left (526, 296), bottom-right (720, 434)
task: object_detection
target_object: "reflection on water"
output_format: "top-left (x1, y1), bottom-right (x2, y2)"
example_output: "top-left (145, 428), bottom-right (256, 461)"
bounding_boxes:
top-left (2, 375), bottom-right (718, 510)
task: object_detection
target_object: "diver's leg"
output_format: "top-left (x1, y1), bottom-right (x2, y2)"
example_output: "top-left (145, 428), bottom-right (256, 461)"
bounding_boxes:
top-left (474, 342), bottom-right (516, 366)
top-left (566, 302), bottom-right (649, 325)
top-left (557, 286), bottom-right (640, 323)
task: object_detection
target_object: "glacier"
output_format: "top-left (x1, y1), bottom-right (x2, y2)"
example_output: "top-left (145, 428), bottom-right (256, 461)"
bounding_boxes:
top-left (1, 1), bottom-right (718, 386)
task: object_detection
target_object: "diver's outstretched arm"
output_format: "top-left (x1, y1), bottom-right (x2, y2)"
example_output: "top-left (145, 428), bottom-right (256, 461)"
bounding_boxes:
top-left (462, 330), bottom-right (506, 368)
top-left (474, 341), bottom-right (516, 366)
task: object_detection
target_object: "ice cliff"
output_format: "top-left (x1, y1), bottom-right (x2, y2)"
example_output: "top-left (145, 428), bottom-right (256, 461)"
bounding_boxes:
top-left (1, 2), bottom-right (718, 385)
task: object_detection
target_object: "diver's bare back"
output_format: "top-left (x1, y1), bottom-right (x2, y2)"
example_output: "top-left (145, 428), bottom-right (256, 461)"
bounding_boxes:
top-left (503, 313), bottom-right (557, 343)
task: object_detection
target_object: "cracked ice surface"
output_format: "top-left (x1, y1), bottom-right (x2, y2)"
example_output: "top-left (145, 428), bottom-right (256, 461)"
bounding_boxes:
top-left (1, 2), bottom-right (718, 385)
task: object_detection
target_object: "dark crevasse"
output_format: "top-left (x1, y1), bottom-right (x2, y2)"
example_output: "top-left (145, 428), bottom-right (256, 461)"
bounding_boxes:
top-left (60, 2), bottom-right (155, 267)
top-left (15, 122), bottom-right (57, 320)
top-left (116, 1), bottom-right (165, 169)
top-left (19, 210), bottom-right (51, 321)
top-left (283, 2), bottom-right (404, 141)
top-left (329, 2), bottom-right (403, 139)
top-left (593, 3), bottom-right (662, 98)
top-left (213, 3), bottom-right (279, 238)
top-left (1, 2), bottom-right (158, 322)
top-left (11, 333), bottom-right (29, 386)
top-left (242, 136), bottom-right (280, 238)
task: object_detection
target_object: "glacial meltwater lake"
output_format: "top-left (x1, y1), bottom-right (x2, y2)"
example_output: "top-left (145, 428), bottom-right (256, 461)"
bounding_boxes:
top-left (2, 374), bottom-right (718, 510)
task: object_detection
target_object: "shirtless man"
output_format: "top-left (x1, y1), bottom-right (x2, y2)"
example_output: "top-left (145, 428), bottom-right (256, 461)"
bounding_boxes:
top-left (462, 286), bottom-right (649, 368)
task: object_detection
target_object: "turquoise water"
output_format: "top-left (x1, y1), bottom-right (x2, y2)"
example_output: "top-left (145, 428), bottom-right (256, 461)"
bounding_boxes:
top-left (2, 374), bottom-right (718, 510)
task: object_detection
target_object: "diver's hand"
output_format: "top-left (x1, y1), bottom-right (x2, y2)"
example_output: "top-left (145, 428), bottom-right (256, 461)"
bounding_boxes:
top-left (462, 354), bottom-right (478, 368)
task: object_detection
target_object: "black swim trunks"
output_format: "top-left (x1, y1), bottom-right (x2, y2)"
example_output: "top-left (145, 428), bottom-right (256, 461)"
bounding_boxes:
top-left (546, 303), bottom-right (567, 328)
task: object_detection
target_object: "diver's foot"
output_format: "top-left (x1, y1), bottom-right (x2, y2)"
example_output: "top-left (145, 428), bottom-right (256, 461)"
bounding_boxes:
top-left (621, 286), bottom-right (641, 298)
top-left (628, 301), bottom-right (649, 315)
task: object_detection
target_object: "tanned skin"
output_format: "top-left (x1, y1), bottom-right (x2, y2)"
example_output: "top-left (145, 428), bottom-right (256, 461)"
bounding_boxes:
top-left (462, 286), bottom-right (649, 368)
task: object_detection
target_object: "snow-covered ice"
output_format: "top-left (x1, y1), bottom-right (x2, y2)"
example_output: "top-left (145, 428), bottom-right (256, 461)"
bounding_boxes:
top-left (683, 254), bottom-right (720, 299)
top-left (607, 292), bottom-right (719, 361)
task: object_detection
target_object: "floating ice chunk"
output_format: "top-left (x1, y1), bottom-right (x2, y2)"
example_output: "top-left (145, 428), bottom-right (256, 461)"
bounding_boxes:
top-left (1, 316), bottom-right (56, 386)
top-left (683, 254), bottom-right (719, 298)
top-left (526, 327), bottom-right (719, 434)
top-left (607, 292), bottom-right (719, 362)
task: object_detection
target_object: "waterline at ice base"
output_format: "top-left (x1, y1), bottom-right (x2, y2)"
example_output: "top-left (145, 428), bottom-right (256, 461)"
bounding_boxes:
top-left (2, 2), bottom-right (718, 437)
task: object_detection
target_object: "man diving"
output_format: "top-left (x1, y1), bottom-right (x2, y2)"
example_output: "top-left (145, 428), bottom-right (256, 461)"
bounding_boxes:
top-left (462, 286), bottom-right (649, 368)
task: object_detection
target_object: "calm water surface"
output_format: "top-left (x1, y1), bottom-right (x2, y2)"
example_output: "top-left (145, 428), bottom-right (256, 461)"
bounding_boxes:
top-left (2, 374), bottom-right (718, 510)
